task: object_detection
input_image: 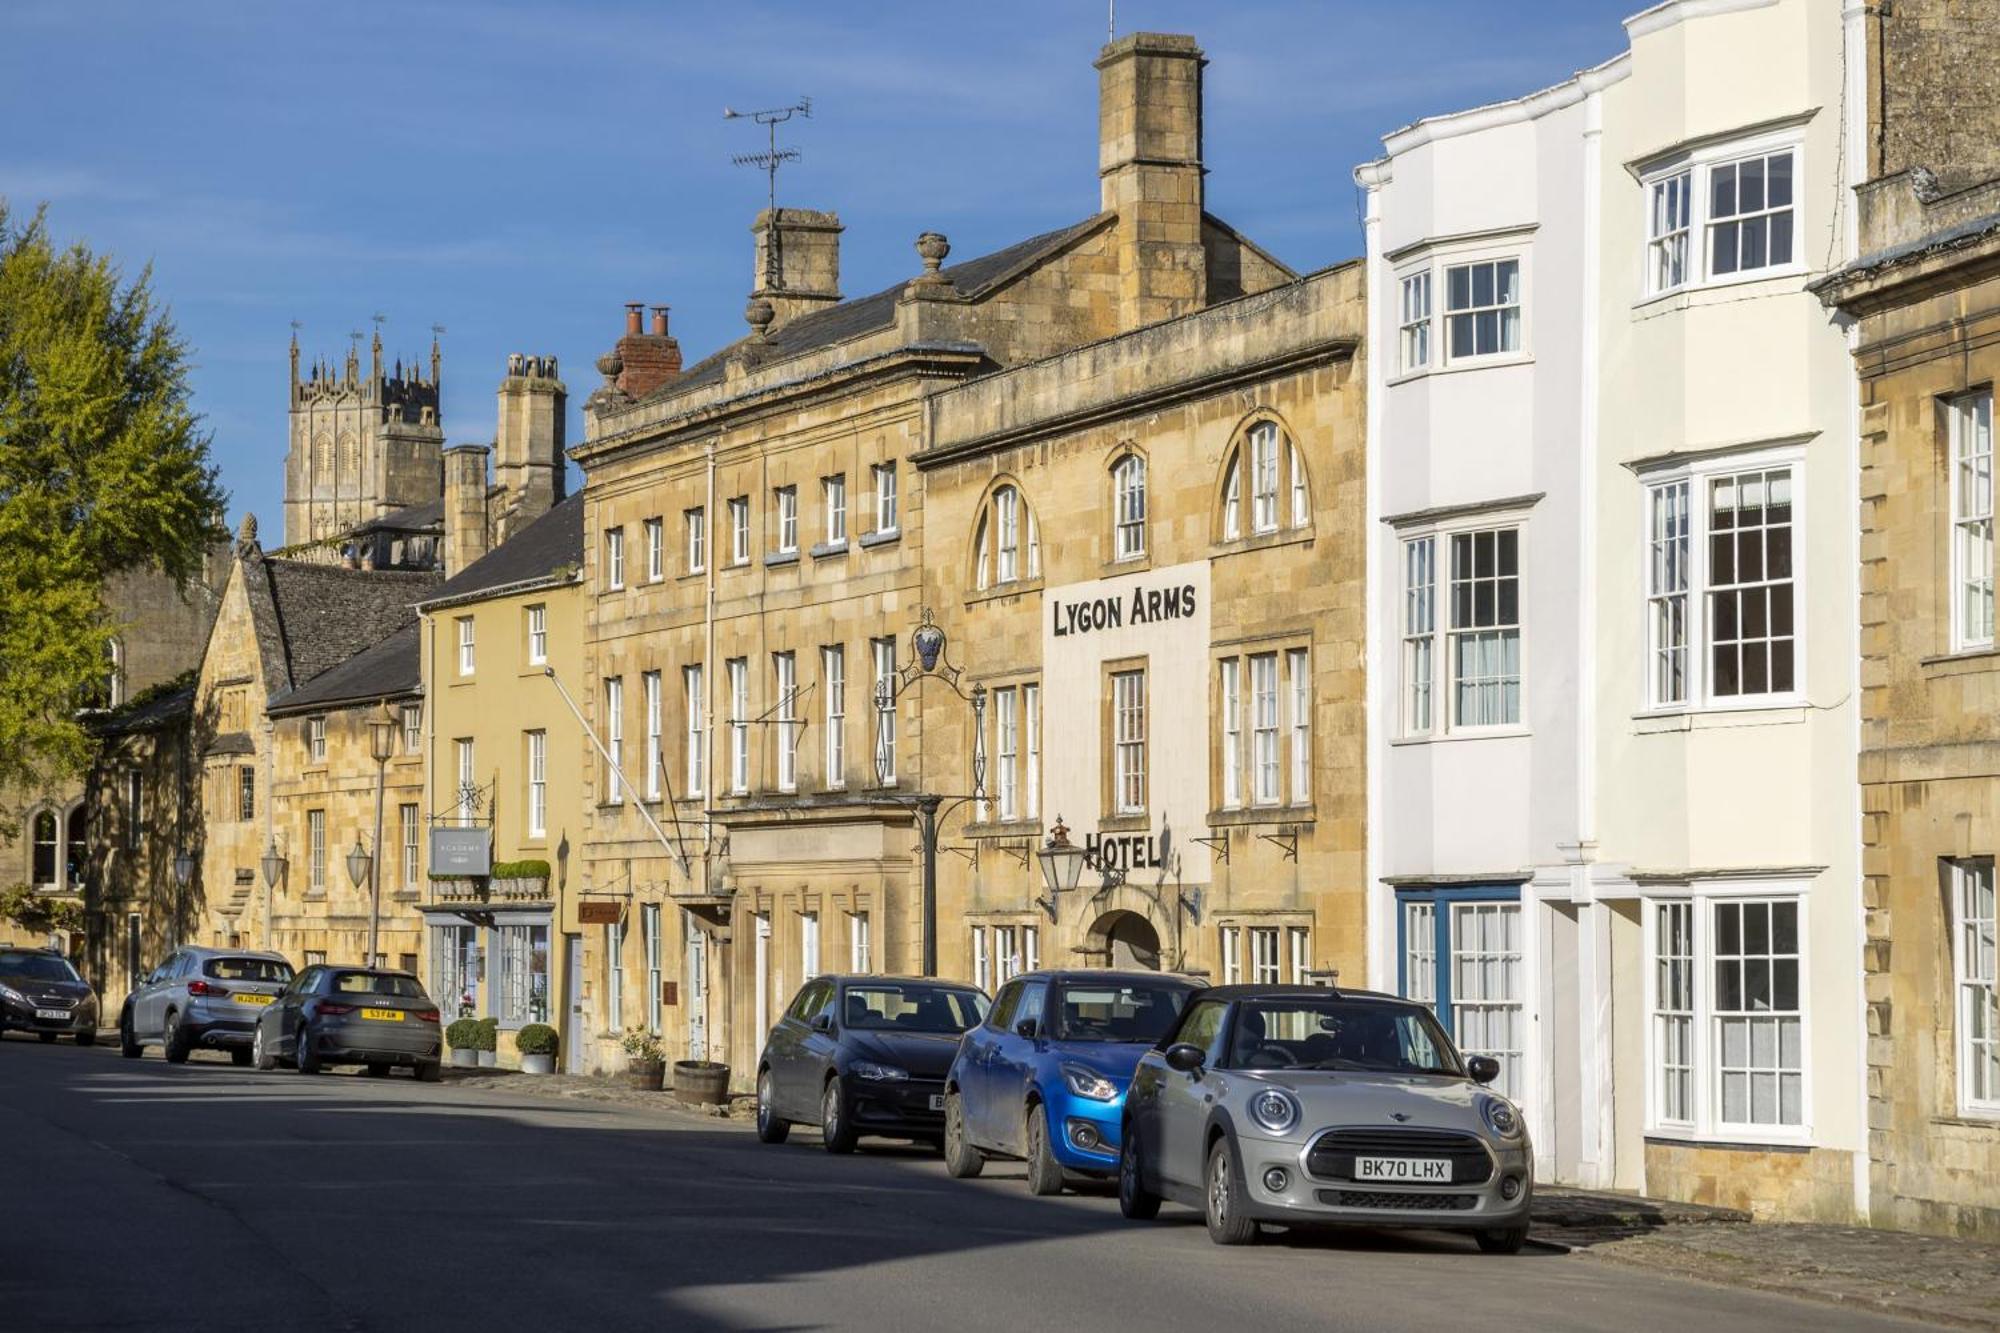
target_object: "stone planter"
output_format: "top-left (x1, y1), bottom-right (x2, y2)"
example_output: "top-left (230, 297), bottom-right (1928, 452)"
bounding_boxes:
top-left (490, 876), bottom-right (550, 902)
top-left (520, 1052), bottom-right (556, 1075)
top-left (450, 1047), bottom-right (479, 1069)
top-left (674, 1059), bottom-right (730, 1106)
top-left (477, 1049), bottom-right (498, 1068)
top-left (430, 878), bottom-right (482, 902)
top-left (624, 1058), bottom-right (666, 1091)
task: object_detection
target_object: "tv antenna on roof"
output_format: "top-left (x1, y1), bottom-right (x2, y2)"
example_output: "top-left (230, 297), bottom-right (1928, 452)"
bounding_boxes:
top-left (724, 96), bottom-right (812, 219)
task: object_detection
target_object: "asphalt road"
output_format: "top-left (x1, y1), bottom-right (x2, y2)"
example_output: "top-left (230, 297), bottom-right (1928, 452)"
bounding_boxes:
top-left (0, 1033), bottom-right (1943, 1333)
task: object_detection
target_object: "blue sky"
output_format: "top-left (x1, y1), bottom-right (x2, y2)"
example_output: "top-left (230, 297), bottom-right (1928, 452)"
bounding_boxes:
top-left (2, 0), bottom-right (1626, 530)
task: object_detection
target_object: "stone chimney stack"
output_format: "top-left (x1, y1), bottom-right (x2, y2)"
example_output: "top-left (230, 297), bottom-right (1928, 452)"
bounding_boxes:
top-left (443, 444), bottom-right (491, 578)
top-left (613, 302), bottom-right (683, 399)
top-left (1097, 32), bottom-right (1207, 328)
top-left (751, 208), bottom-right (843, 330)
top-left (495, 353), bottom-right (567, 525)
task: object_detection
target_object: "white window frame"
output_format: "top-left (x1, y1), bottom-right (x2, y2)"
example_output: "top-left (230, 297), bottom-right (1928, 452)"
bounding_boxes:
top-left (1398, 268), bottom-right (1431, 373)
top-left (1636, 132), bottom-right (1805, 300)
top-left (1114, 455), bottom-right (1146, 561)
top-left (526, 729), bottom-right (547, 837)
top-left (993, 685), bottom-right (1018, 821)
top-left (1112, 668), bottom-right (1147, 815)
top-left (1219, 925), bottom-right (1242, 985)
top-left (643, 670), bottom-right (663, 801)
top-left (1401, 536), bottom-right (1436, 736)
top-left (526, 604), bottom-right (547, 666)
top-left (644, 517), bottom-right (664, 582)
top-left (848, 911), bottom-right (871, 973)
top-left (401, 702), bottom-right (422, 754)
top-left (800, 910), bottom-right (820, 979)
top-left (683, 665), bottom-right (704, 797)
top-left (606, 916), bottom-right (625, 1032)
top-left (1442, 257), bottom-right (1522, 362)
top-left (1643, 886), bottom-right (1812, 1144)
top-left (308, 808), bottom-right (326, 893)
top-left (729, 497), bottom-right (750, 566)
top-left (1250, 423), bottom-right (1280, 534)
top-left (1950, 391), bottom-right (1995, 653)
top-left (874, 462), bottom-right (899, 534)
top-left (307, 716), bottom-right (327, 763)
top-left (972, 925), bottom-right (991, 991)
top-left (686, 506), bottom-right (707, 573)
top-left (1219, 657), bottom-right (1242, 808)
top-left (727, 658), bottom-right (749, 794)
top-left (773, 651), bottom-right (797, 792)
top-left (1250, 653), bottom-right (1280, 806)
top-left (994, 487), bottom-right (1020, 584)
top-left (400, 802), bottom-right (420, 890)
top-left (1287, 647), bottom-right (1311, 804)
top-left (1951, 857), bottom-right (2000, 1118)
top-left (604, 676), bottom-right (624, 804)
top-left (605, 526), bottom-right (625, 590)
top-left (822, 645), bottom-right (845, 790)
top-left (643, 904), bottom-right (663, 1035)
top-left (1646, 168), bottom-right (1693, 296)
top-left (1287, 926), bottom-right (1311, 984)
top-left (1023, 682), bottom-right (1040, 819)
top-left (1249, 927), bottom-right (1281, 985)
top-left (457, 616), bottom-right (475, 675)
top-left (1646, 480), bottom-right (1692, 707)
top-left (1638, 448), bottom-right (1805, 713)
top-left (873, 637), bottom-right (896, 786)
top-left (1222, 457), bottom-right (1242, 540)
top-left (456, 738), bottom-right (476, 826)
top-left (824, 474), bottom-right (846, 545)
top-left (1445, 525), bottom-right (1523, 731)
top-left (775, 485), bottom-right (798, 555)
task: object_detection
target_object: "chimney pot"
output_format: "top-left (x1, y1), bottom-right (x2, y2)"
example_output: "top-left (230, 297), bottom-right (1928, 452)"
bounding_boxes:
top-left (650, 305), bottom-right (670, 337)
top-left (624, 303), bottom-right (644, 335)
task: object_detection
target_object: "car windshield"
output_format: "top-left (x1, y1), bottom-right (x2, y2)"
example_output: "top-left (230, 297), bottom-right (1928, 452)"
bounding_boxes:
top-left (0, 952), bottom-right (81, 983)
top-left (1050, 982), bottom-right (1191, 1043)
top-left (1226, 997), bottom-right (1463, 1076)
top-left (205, 957), bottom-right (293, 983)
top-left (331, 971), bottom-right (426, 998)
top-left (840, 983), bottom-right (987, 1033)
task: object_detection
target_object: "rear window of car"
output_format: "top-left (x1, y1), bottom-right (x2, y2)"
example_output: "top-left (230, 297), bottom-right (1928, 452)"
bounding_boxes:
top-left (0, 952), bottom-right (81, 983)
top-left (331, 971), bottom-right (426, 998)
top-left (205, 957), bottom-right (293, 983)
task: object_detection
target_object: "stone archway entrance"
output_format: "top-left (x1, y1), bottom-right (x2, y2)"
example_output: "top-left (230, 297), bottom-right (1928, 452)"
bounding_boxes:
top-left (1088, 909), bottom-right (1162, 971)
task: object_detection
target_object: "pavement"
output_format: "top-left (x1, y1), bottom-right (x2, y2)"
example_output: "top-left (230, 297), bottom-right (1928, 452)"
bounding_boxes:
top-left (1, 1032), bottom-right (1987, 1332)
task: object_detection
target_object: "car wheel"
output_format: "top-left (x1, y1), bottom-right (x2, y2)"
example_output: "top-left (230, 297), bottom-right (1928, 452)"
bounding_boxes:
top-left (38, 1031), bottom-right (58, 1044)
top-left (1118, 1121), bottom-right (1162, 1220)
top-left (820, 1078), bottom-right (858, 1154)
top-left (755, 1069), bottom-right (791, 1145)
top-left (414, 1060), bottom-right (441, 1083)
top-left (1475, 1224), bottom-right (1530, 1255)
top-left (942, 1091), bottom-right (984, 1178)
top-left (364, 1063), bottom-right (390, 1078)
top-left (76, 1027), bottom-right (96, 1047)
top-left (1204, 1137), bottom-right (1260, 1246)
top-left (162, 1010), bottom-right (191, 1065)
top-left (119, 1011), bottom-right (141, 1059)
top-left (1025, 1103), bottom-right (1065, 1196)
top-left (295, 1027), bottom-right (321, 1075)
top-left (252, 1024), bottom-right (277, 1071)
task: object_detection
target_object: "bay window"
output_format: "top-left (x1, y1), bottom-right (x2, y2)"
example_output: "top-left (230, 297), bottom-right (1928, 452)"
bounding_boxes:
top-left (1398, 270), bottom-right (1431, 372)
top-left (1448, 527), bottom-right (1521, 728)
top-left (1444, 258), bottom-right (1521, 360)
top-left (1648, 169), bottom-right (1692, 294)
top-left (1709, 151), bottom-right (1794, 277)
top-left (1401, 536), bottom-right (1436, 735)
top-left (1638, 142), bottom-right (1799, 296)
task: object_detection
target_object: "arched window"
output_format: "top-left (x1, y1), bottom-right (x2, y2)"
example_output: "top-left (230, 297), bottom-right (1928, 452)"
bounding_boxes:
top-left (1218, 419), bottom-right (1311, 543)
top-left (312, 431), bottom-right (331, 485)
top-left (1113, 454), bottom-right (1147, 560)
top-left (31, 811), bottom-right (58, 887)
top-left (971, 482), bottom-right (1040, 591)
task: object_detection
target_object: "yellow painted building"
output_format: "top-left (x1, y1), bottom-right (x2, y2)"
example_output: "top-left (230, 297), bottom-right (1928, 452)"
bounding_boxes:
top-left (415, 496), bottom-right (589, 1069)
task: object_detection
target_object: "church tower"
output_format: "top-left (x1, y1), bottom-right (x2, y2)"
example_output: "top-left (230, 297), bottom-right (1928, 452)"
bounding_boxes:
top-left (283, 328), bottom-right (446, 548)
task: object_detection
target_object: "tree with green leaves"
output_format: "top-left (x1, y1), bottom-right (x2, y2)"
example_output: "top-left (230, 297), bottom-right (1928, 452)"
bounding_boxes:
top-left (0, 202), bottom-right (225, 812)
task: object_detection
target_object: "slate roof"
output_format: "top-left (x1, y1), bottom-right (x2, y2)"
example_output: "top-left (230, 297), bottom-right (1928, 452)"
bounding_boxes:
top-left (236, 551), bottom-right (438, 704)
top-left (88, 685), bottom-right (194, 737)
top-left (419, 492), bottom-right (584, 608)
top-left (351, 497), bottom-right (444, 535)
top-left (268, 622), bottom-right (420, 716)
top-left (657, 216), bottom-right (1112, 399)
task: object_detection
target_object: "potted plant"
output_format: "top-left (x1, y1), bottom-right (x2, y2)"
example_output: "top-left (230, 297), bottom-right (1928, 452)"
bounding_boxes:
top-left (673, 1058), bottom-right (731, 1107)
top-left (489, 858), bottom-right (552, 902)
top-left (445, 1018), bottom-right (483, 1069)
top-left (474, 1017), bottom-right (500, 1068)
top-left (516, 1023), bottom-right (559, 1075)
top-left (620, 1029), bottom-right (665, 1091)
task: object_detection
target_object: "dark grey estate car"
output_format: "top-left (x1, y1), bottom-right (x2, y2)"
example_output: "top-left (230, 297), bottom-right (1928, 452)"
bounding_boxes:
top-left (252, 965), bottom-right (443, 1080)
top-left (120, 945), bottom-right (295, 1064)
top-left (0, 948), bottom-right (98, 1043)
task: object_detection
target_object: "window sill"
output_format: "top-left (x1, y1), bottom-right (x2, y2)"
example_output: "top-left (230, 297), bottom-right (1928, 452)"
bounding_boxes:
top-left (964, 818), bottom-right (1045, 838)
top-left (811, 540), bottom-right (849, 559)
top-left (1390, 726), bottom-right (1530, 746)
top-left (966, 576), bottom-right (1043, 607)
top-left (859, 529), bottom-right (901, 550)
top-left (1213, 528), bottom-right (1314, 559)
top-left (1920, 647), bottom-right (2000, 677)
top-left (1394, 352), bottom-right (1535, 381)
top-left (1207, 806), bottom-right (1314, 829)
top-left (1098, 813), bottom-right (1152, 834)
top-left (763, 551), bottom-right (800, 568)
top-left (1935, 1111), bottom-right (2000, 1128)
top-left (1103, 553), bottom-right (1151, 577)
top-left (603, 585), bottom-right (626, 596)
top-left (680, 569), bottom-right (706, 582)
top-left (1643, 1130), bottom-right (1814, 1153)
top-left (1629, 266), bottom-right (1810, 315)
top-left (1632, 704), bottom-right (1807, 733)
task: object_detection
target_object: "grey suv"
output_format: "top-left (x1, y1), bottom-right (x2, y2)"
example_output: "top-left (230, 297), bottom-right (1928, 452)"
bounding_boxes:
top-left (120, 946), bottom-right (295, 1065)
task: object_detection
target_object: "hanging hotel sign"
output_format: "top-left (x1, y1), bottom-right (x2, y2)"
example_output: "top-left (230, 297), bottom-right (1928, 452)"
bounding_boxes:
top-left (577, 900), bottom-right (622, 925)
top-left (428, 827), bottom-right (493, 877)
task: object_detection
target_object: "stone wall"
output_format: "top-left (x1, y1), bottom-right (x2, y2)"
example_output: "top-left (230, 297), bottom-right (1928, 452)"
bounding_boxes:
top-left (1874, 0), bottom-right (2000, 181)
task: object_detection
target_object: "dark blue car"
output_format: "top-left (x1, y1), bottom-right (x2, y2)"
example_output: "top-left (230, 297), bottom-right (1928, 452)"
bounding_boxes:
top-left (943, 969), bottom-right (1203, 1194)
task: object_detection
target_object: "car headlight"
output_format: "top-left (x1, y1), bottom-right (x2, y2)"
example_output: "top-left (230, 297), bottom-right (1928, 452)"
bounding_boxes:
top-left (0, 984), bottom-right (24, 1006)
top-left (1479, 1092), bottom-right (1523, 1139)
top-left (1060, 1063), bottom-right (1118, 1101)
top-left (850, 1061), bottom-right (909, 1082)
top-left (1248, 1087), bottom-right (1300, 1134)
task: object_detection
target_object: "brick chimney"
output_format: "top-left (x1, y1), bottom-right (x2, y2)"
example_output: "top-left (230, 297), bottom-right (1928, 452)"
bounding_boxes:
top-left (613, 302), bottom-right (683, 399)
top-left (751, 208), bottom-right (843, 330)
top-left (443, 444), bottom-right (491, 578)
top-left (1097, 33), bottom-right (1207, 328)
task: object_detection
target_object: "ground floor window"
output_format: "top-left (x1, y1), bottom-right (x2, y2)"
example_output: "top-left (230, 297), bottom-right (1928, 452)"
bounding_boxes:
top-left (972, 923), bottom-right (1038, 992)
top-left (431, 923), bottom-right (479, 1019)
top-left (1397, 886), bottom-right (1523, 1098)
top-left (643, 904), bottom-right (663, 1036)
top-left (1646, 891), bottom-right (1806, 1138)
top-left (1950, 858), bottom-right (1999, 1116)
top-left (496, 921), bottom-right (550, 1026)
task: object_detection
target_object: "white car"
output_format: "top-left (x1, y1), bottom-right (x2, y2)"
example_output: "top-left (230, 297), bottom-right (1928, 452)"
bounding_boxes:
top-left (1119, 985), bottom-right (1534, 1251)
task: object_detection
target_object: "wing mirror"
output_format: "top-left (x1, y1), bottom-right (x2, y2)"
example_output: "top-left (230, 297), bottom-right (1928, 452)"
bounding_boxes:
top-left (810, 1012), bottom-right (834, 1034)
top-left (1013, 1017), bottom-right (1039, 1039)
top-left (1163, 1043), bottom-right (1206, 1074)
top-left (1466, 1055), bottom-right (1501, 1085)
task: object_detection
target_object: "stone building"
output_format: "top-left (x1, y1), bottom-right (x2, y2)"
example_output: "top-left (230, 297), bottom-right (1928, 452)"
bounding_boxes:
top-left (573, 31), bottom-right (1305, 1086)
top-left (413, 495), bottom-right (588, 1070)
top-left (1809, 0), bottom-right (2000, 1240)
top-left (284, 330), bottom-right (445, 547)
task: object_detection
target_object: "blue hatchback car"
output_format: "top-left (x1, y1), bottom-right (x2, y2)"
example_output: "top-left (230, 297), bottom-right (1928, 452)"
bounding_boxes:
top-left (943, 969), bottom-right (1203, 1194)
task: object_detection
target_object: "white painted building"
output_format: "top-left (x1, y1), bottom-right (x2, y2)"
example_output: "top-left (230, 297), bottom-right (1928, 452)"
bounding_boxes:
top-left (1359, 0), bottom-right (1867, 1220)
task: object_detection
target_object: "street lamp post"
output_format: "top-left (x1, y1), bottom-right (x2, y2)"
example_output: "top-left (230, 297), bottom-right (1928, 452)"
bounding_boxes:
top-left (345, 837), bottom-right (373, 961)
top-left (171, 851), bottom-right (194, 950)
top-left (259, 841), bottom-right (287, 951)
top-left (365, 706), bottom-right (397, 966)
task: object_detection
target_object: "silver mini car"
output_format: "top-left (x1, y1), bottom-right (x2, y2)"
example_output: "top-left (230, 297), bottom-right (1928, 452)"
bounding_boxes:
top-left (1120, 985), bottom-right (1533, 1251)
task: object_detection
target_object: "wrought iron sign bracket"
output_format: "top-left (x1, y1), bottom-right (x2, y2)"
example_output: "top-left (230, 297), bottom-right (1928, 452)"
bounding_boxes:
top-left (1190, 833), bottom-right (1230, 865)
top-left (1258, 828), bottom-right (1300, 862)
